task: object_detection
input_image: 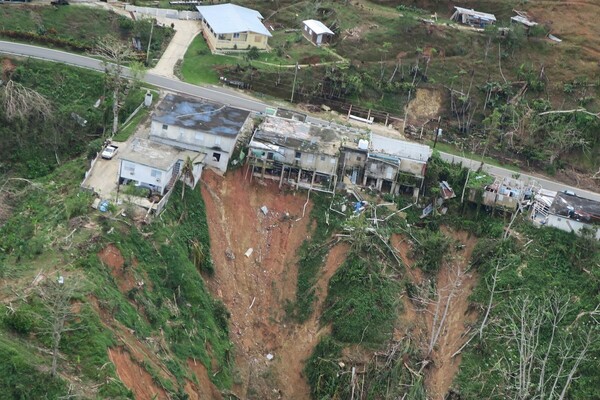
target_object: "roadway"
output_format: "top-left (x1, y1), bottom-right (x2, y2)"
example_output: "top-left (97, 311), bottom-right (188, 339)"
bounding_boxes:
top-left (1, 40), bottom-right (599, 202)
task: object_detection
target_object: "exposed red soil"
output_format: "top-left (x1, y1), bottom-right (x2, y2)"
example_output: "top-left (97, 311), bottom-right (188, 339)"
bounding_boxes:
top-left (97, 244), bottom-right (137, 293)
top-left (201, 169), bottom-right (347, 399)
top-left (108, 347), bottom-right (168, 400)
top-left (187, 359), bottom-right (223, 400)
top-left (392, 229), bottom-right (479, 400)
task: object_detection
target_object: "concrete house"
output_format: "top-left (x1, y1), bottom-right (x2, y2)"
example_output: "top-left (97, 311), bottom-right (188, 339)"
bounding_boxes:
top-left (118, 138), bottom-right (205, 196)
top-left (362, 134), bottom-right (432, 195)
top-left (467, 175), bottom-right (532, 213)
top-left (196, 4), bottom-right (272, 51)
top-left (302, 19), bottom-right (334, 46)
top-left (451, 6), bottom-right (496, 28)
top-left (247, 116), bottom-right (365, 193)
top-left (149, 94), bottom-right (251, 173)
top-left (531, 191), bottom-right (600, 239)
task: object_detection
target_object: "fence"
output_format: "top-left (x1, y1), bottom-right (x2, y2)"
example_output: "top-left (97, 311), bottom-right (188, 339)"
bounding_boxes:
top-left (80, 153), bottom-right (101, 192)
top-left (125, 5), bottom-right (200, 20)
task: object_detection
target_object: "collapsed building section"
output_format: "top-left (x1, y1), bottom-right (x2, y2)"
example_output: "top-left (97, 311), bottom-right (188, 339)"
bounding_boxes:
top-left (246, 115), bottom-right (432, 196)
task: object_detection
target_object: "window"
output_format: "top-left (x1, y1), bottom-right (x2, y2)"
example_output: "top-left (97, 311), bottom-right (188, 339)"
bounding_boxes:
top-left (151, 169), bottom-right (162, 180)
top-left (267, 152), bottom-right (274, 160)
top-left (320, 155), bottom-right (326, 161)
top-left (214, 136), bottom-right (221, 146)
top-left (356, 156), bottom-right (362, 161)
top-left (309, 29), bottom-right (313, 35)
top-left (212, 152), bottom-right (221, 162)
top-left (254, 35), bottom-right (261, 43)
top-left (233, 32), bottom-right (240, 39)
top-left (307, 154), bottom-right (314, 164)
top-left (218, 34), bottom-right (226, 40)
top-left (123, 162), bottom-right (135, 175)
top-left (162, 124), bottom-right (168, 130)
top-left (295, 151), bottom-right (301, 160)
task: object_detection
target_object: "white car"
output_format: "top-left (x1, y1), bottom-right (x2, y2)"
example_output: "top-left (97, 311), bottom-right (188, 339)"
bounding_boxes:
top-left (101, 145), bottom-right (118, 160)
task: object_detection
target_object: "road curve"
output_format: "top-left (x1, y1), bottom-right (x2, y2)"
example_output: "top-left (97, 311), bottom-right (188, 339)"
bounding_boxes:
top-left (1, 40), bottom-right (599, 201)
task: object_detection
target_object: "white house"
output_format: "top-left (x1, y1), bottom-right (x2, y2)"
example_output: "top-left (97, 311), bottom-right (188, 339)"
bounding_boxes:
top-left (149, 94), bottom-right (251, 173)
top-left (451, 6), bottom-right (496, 28)
top-left (302, 19), bottom-right (334, 46)
top-left (118, 137), bottom-right (205, 195)
top-left (196, 4), bottom-right (272, 51)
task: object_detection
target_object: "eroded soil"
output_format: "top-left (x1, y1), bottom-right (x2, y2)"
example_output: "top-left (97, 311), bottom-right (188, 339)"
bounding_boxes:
top-left (201, 169), bottom-right (348, 399)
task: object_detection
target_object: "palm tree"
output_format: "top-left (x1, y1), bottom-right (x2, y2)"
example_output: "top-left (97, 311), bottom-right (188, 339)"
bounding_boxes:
top-left (180, 156), bottom-right (195, 199)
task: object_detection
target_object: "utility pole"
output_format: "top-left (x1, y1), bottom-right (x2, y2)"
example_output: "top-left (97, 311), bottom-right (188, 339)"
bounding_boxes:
top-left (290, 62), bottom-right (299, 103)
top-left (433, 116), bottom-right (441, 149)
top-left (146, 19), bottom-right (155, 66)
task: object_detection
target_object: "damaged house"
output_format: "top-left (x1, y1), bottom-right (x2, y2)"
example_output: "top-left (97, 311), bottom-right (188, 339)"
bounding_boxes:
top-left (451, 6), bottom-right (496, 28)
top-left (467, 175), bottom-right (533, 213)
top-left (247, 116), bottom-right (363, 193)
top-left (531, 191), bottom-right (600, 239)
top-left (248, 115), bottom-right (432, 196)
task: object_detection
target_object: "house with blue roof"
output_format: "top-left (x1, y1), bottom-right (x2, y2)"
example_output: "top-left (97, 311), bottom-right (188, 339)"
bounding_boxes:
top-left (196, 3), bottom-right (272, 52)
top-left (148, 93), bottom-right (251, 172)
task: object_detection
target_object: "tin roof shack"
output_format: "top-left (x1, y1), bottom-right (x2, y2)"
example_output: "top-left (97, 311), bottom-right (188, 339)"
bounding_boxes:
top-left (532, 192), bottom-right (600, 239)
top-left (302, 19), bottom-right (334, 46)
top-left (467, 174), bottom-right (531, 213)
top-left (451, 6), bottom-right (496, 28)
top-left (149, 94), bottom-right (251, 173)
top-left (247, 116), bottom-right (363, 193)
top-left (363, 134), bottom-right (432, 196)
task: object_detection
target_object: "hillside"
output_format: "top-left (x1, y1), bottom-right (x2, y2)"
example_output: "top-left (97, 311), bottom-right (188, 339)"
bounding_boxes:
top-left (180, 0), bottom-right (600, 187)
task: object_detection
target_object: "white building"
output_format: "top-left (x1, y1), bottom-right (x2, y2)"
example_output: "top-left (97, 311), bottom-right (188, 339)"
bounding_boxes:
top-left (118, 138), bottom-right (205, 195)
top-left (149, 94), bottom-right (251, 173)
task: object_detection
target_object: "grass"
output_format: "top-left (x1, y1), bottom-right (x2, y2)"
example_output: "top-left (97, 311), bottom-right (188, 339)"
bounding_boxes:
top-left (430, 141), bottom-right (521, 172)
top-left (113, 107), bottom-right (150, 142)
top-left (181, 36), bottom-right (238, 84)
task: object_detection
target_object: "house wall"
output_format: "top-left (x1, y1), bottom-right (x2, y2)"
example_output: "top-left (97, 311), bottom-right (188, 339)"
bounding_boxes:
top-left (150, 120), bottom-right (237, 172)
top-left (200, 19), bottom-right (268, 50)
top-left (545, 215), bottom-right (600, 239)
top-left (120, 159), bottom-right (173, 195)
top-left (302, 23), bottom-right (331, 46)
top-left (399, 159), bottom-right (427, 178)
top-left (249, 143), bottom-right (338, 175)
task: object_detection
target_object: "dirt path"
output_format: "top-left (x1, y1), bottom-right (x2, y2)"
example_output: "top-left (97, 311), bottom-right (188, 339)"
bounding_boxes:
top-left (201, 169), bottom-right (347, 399)
top-left (392, 228), bottom-right (479, 400)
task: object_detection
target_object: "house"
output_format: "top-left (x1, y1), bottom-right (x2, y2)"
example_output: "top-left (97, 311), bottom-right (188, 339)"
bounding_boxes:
top-left (467, 175), bottom-right (532, 213)
top-left (196, 4), bottom-right (272, 51)
top-left (531, 191), bottom-right (600, 239)
top-left (361, 134), bottom-right (432, 196)
top-left (149, 93), bottom-right (251, 173)
top-left (451, 6), bottom-right (496, 28)
top-left (302, 19), bottom-right (334, 46)
top-left (118, 137), bottom-right (205, 196)
top-left (247, 116), bottom-right (359, 192)
top-left (247, 114), bottom-right (433, 196)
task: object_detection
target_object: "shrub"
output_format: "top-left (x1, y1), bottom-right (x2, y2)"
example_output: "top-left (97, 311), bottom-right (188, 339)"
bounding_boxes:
top-left (4, 307), bottom-right (36, 335)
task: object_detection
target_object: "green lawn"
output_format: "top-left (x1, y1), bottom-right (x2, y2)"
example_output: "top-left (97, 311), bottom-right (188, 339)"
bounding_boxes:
top-left (181, 36), bottom-right (239, 84)
top-left (429, 141), bottom-right (521, 172)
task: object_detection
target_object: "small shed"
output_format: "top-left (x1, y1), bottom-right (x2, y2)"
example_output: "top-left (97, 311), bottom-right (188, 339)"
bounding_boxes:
top-left (451, 6), bottom-right (496, 28)
top-left (302, 19), bottom-right (334, 46)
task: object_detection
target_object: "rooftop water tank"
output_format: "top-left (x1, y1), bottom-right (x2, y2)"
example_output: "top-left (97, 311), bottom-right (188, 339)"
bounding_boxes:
top-left (358, 139), bottom-right (369, 150)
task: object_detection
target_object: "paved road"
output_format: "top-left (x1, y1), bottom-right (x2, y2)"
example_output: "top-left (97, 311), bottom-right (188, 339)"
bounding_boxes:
top-left (1, 40), bottom-right (599, 202)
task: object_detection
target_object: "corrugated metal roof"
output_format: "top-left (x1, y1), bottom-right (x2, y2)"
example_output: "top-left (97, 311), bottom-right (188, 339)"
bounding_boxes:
top-left (196, 4), bottom-right (272, 37)
top-left (370, 134), bottom-right (432, 162)
top-left (453, 6), bottom-right (496, 21)
top-left (302, 19), bottom-right (334, 35)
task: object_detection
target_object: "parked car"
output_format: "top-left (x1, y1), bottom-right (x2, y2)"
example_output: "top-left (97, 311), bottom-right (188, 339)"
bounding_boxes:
top-left (101, 145), bottom-right (118, 160)
top-left (562, 189), bottom-right (576, 197)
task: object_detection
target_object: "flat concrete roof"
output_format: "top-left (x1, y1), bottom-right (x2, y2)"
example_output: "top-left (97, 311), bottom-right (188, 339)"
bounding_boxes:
top-left (153, 93), bottom-right (250, 137)
top-left (119, 137), bottom-right (205, 171)
top-left (370, 134), bottom-right (432, 162)
top-left (254, 116), bottom-right (367, 155)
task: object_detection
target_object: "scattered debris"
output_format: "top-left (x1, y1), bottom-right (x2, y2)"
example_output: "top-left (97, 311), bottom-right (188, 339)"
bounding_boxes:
top-left (225, 249), bottom-right (235, 260)
top-left (260, 206), bottom-right (269, 215)
top-left (439, 181), bottom-right (456, 200)
top-left (548, 34), bottom-right (562, 43)
top-left (266, 353), bottom-right (274, 361)
top-left (244, 248), bottom-right (254, 258)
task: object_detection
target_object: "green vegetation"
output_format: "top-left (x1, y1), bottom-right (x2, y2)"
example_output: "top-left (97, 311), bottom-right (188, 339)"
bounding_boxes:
top-left (0, 5), bottom-right (173, 61)
top-left (286, 194), bottom-right (343, 322)
top-left (0, 57), bottom-right (147, 177)
top-left (181, 37), bottom-right (238, 84)
top-left (322, 255), bottom-right (398, 344)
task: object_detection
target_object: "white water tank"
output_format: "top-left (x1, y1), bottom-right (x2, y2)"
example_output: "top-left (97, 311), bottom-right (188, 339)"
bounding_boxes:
top-left (144, 91), bottom-right (153, 107)
top-left (358, 139), bottom-right (369, 150)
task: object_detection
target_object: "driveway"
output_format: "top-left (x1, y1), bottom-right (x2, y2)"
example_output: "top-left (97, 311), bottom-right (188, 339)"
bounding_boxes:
top-left (82, 153), bottom-right (121, 200)
top-left (148, 17), bottom-right (201, 79)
